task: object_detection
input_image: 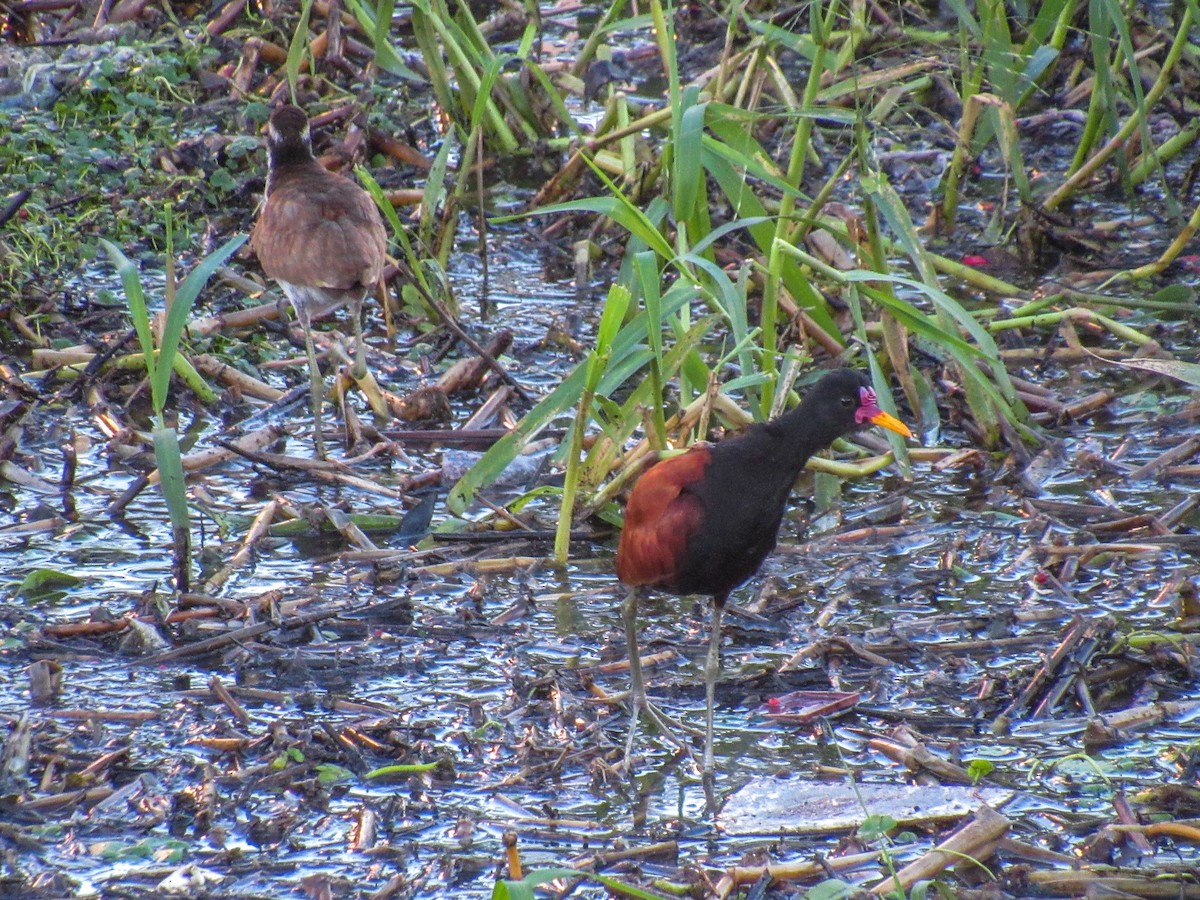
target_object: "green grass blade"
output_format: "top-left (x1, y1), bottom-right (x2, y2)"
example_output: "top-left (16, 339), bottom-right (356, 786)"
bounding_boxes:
top-left (152, 426), bottom-right (190, 535)
top-left (532, 195), bottom-right (674, 260)
top-left (555, 284), bottom-right (634, 560)
top-left (160, 234), bottom-right (246, 412)
top-left (99, 238), bottom-right (155, 379)
top-left (491, 869), bottom-right (583, 900)
top-left (449, 286), bottom-right (693, 511)
top-left (285, 0), bottom-right (314, 101)
top-left (673, 92), bottom-right (707, 224)
top-left (342, 0), bottom-right (424, 80)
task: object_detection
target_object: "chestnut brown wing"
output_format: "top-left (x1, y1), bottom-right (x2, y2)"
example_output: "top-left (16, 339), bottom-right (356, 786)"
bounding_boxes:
top-left (615, 448), bottom-right (710, 591)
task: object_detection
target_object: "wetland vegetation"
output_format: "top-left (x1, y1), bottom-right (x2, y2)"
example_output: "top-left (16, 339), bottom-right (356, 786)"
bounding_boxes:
top-left (1, 0), bottom-right (1200, 897)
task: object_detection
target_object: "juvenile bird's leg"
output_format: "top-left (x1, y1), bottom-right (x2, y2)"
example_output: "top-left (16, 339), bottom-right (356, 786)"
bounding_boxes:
top-left (349, 293), bottom-right (367, 380)
top-left (343, 289), bottom-right (391, 422)
top-left (285, 290), bottom-right (327, 460)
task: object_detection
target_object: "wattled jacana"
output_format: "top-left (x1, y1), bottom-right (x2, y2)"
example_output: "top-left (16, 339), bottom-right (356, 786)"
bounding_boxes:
top-left (615, 368), bottom-right (912, 785)
top-left (251, 104), bottom-right (387, 459)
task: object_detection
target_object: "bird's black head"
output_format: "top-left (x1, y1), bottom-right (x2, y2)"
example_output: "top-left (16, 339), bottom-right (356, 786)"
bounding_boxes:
top-left (805, 369), bottom-right (912, 439)
top-left (265, 105), bottom-right (314, 170)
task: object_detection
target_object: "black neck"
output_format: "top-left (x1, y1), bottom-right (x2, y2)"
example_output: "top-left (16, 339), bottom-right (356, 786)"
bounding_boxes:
top-left (269, 139), bottom-right (314, 171)
top-left (768, 392), bottom-right (854, 475)
top-left (265, 139), bottom-right (318, 194)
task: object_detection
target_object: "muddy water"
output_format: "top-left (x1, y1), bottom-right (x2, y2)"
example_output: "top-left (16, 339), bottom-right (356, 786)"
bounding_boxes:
top-left (4, 235), bottom-right (1199, 896)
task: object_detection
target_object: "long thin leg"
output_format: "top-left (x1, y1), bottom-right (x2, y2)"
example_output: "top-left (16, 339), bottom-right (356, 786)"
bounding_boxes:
top-left (289, 298), bottom-right (327, 460)
top-left (349, 294), bottom-right (367, 380)
top-left (621, 589), bottom-right (701, 769)
top-left (702, 595), bottom-right (726, 808)
top-left (622, 587), bottom-right (645, 761)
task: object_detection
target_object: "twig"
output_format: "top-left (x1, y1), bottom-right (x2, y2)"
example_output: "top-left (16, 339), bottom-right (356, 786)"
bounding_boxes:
top-left (868, 804), bottom-right (1010, 895)
top-left (203, 498), bottom-right (280, 593)
top-left (995, 615), bottom-right (1091, 731)
top-left (134, 605), bottom-right (350, 665)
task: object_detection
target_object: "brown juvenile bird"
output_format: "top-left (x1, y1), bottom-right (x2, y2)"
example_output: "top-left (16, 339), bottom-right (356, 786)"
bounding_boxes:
top-left (615, 368), bottom-right (912, 790)
top-left (251, 104), bottom-right (387, 458)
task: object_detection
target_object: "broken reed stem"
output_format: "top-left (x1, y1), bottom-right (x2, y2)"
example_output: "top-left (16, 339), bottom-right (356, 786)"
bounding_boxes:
top-left (868, 804), bottom-right (1010, 895)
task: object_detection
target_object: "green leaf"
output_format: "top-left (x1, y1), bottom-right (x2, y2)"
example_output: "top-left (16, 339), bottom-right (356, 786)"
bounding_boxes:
top-left (1094, 355), bottom-right (1200, 388)
top-left (342, 0), bottom-right (424, 80)
top-left (531, 194), bottom-right (674, 260)
top-left (153, 426), bottom-right (190, 535)
top-left (967, 758), bottom-right (996, 784)
top-left (448, 284), bottom-right (693, 511)
top-left (316, 764), bottom-right (355, 784)
top-left (160, 233), bottom-right (246, 412)
top-left (16, 569), bottom-right (82, 599)
top-left (285, 0), bottom-right (314, 99)
top-left (99, 238), bottom-right (155, 392)
top-left (858, 813), bottom-right (897, 841)
top-left (492, 869), bottom-right (582, 900)
top-left (365, 761), bottom-right (440, 779)
top-left (805, 879), bottom-right (859, 900)
top-left (673, 93), bottom-right (707, 223)
top-left (1149, 283), bottom-right (1196, 306)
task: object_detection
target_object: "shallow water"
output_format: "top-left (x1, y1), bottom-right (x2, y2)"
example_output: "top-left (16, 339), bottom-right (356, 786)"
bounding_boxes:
top-left (4, 313), bottom-right (1199, 896)
top-left (5, 8), bottom-right (1200, 898)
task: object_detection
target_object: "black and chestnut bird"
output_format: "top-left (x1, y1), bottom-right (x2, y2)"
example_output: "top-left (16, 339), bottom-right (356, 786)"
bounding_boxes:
top-left (615, 368), bottom-right (912, 788)
top-left (251, 104), bottom-right (387, 459)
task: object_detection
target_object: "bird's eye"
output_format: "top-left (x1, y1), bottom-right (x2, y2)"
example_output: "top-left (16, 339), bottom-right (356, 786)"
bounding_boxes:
top-left (840, 395), bottom-right (855, 407)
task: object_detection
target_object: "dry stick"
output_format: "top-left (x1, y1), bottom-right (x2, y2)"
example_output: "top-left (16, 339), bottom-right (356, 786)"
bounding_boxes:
top-left (18, 787), bottom-right (114, 813)
top-left (438, 329), bottom-right (513, 393)
top-left (994, 615), bottom-right (1089, 733)
top-left (1031, 617), bottom-right (1111, 719)
top-left (227, 37), bottom-right (262, 98)
top-left (68, 328), bottom-right (138, 400)
top-left (78, 746), bottom-right (131, 778)
top-left (1092, 699), bottom-right (1200, 732)
top-left (868, 803), bottom-right (1011, 896)
top-left (868, 735), bottom-right (976, 785)
top-left (187, 297), bottom-right (284, 338)
top-left (1112, 793), bottom-right (1155, 853)
top-left (1126, 435), bottom-right (1200, 482)
top-left (208, 676), bottom-right (251, 727)
top-left (715, 850), bottom-right (884, 899)
top-left (1160, 493), bottom-right (1200, 530)
top-left (0, 461), bottom-right (58, 494)
top-left (8, 311), bottom-right (52, 350)
top-left (214, 441), bottom-right (418, 499)
top-left (165, 425), bottom-right (286, 484)
top-left (322, 505), bottom-right (379, 552)
top-left (1036, 541), bottom-right (1165, 557)
top-left (41, 618), bottom-right (130, 638)
top-left (395, 263), bottom-right (531, 404)
top-left (1023, 868), bottom-right (1200, 898)
top-left (47, 710), bottom-right (158, 723)
top-left (203, 498), bottom-right (280, 594)
top-left (1061, 389), bottom-right (1115, 420)
top-left (432, 300), bottom-right (528, 403)
top-left (461, 386), bottom-right (514, 430)
top-left (191, 354), bottom-right (283, 401)
top-left (379, 427), bottom-right (510, 446)
top-left (205, 0), bottom-right (245, 35)
top-left (134, 605), bottom-right (349, 665)
top-left (1089, 513), bottom-right (1169, 535)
